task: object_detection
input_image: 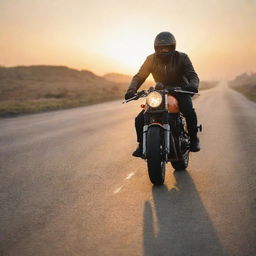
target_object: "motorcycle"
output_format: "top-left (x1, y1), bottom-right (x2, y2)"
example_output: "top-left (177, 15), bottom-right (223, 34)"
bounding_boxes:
top-left (123, 83), bottom-right (202, 186)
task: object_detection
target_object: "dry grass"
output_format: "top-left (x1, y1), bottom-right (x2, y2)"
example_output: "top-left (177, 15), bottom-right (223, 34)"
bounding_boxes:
top-left (0, 97), bottom-right (120, 117)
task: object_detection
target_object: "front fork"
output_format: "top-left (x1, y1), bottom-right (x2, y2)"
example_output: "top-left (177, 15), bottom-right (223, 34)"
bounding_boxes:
top-left (142, 123), bottom-right (171, 162)
top-left (142, 125), bottom-right (148, 158)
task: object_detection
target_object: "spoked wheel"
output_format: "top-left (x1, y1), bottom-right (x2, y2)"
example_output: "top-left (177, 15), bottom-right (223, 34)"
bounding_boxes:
top-left (146, 126), bottom-right (166, 185)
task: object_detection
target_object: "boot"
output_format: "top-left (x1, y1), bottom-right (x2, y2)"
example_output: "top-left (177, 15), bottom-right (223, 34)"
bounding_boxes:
top-left (190, 136), bottom-right (200, 152)
top-left (132, 143), bottom-right (143, 157)
top-left (185, 108), bottom-right (200, 152)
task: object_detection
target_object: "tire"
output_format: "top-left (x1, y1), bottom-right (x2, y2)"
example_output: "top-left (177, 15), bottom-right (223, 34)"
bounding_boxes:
top-left (146, 126), bottom-right (165, 185)
top-left (171, 149), bottom-right (189, 171)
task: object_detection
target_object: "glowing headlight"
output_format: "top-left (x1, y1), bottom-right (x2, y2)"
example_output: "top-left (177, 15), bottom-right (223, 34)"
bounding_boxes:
top-left (146, 91), bottom-right (162, 108)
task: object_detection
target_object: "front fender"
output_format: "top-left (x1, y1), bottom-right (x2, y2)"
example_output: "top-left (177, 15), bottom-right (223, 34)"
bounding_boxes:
top-left (143, 123), bottom-right (170, 160)
top-left (148, 123), bottom-right (164, 129)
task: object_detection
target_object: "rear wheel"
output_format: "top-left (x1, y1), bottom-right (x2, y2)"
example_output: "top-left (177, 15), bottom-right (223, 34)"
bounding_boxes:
top-left (146, 126), bottom-right (165, 185)
top-left (171, 149), bottom-right (189, 171)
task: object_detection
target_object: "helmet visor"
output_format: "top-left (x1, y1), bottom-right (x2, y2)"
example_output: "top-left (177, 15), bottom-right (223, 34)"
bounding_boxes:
top-left (155, 45), bottom-right (175, 54)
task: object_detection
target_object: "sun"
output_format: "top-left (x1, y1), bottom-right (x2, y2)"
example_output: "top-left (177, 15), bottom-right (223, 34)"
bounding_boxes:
top-left (104, 29), bottom-right (154, 71)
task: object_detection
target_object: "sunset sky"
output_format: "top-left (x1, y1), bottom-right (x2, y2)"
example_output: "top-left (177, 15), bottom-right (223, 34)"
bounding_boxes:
top-left (1, 0), bottom-right (256, 80)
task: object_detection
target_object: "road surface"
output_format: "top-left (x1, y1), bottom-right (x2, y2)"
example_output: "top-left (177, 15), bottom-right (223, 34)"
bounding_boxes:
top-left (0, 82), bottom-right (256, 256)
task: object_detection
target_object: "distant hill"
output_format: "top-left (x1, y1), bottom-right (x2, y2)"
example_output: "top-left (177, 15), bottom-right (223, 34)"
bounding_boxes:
top-left (229, 72), bottom-right (256, 102)
top-left (103, 72), bottom-right (132, 83)
top-left (229, 72), bottom-right (256, 87)
top-left (0, 65), bottom-right (127, 101)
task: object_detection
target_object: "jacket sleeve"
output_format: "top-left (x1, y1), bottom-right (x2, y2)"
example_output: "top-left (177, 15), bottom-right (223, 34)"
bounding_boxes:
top-left (126, 56), bottom-right (152, 93)
top-left (182, 54), bottom-right (200, 92)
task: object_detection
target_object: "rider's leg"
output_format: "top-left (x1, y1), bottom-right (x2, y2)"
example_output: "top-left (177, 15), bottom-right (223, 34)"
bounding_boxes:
top-left (176, 94), bottom-right (200, 152)
top-left (133, 110), bottom-right (144, 157)
top-left (135, 110), bottom-right (144, 143)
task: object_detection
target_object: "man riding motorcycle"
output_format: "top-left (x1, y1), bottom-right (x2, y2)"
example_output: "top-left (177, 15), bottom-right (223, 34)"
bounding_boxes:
top-left (125, 31), bottom-right (200, 157)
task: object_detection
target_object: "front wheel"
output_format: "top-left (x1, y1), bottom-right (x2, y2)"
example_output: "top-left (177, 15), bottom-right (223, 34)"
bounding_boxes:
top-left (146, 126), bottom-right (165, 185)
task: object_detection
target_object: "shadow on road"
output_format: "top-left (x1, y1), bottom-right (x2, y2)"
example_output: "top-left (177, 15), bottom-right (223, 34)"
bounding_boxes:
top-left (143, 171), bottom-right (226, 256)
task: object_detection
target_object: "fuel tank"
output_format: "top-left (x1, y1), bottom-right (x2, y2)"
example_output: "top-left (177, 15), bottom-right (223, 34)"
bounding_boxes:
top-left (167, 95), bottom-right (180, 113)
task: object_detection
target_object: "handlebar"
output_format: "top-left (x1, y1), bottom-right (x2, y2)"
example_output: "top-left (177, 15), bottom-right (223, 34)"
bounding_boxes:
top-left (122, 87), bottom-right (199, 104)
top-left (122, 90), bottom-right (147, 104)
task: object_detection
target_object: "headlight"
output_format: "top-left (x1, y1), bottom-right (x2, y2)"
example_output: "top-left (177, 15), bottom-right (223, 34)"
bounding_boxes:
top-left (146, 91), bottom-right (162, 108)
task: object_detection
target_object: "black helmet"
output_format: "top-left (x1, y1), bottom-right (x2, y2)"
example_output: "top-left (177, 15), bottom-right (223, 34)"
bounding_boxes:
top-left (154, 32), bottom-right (176, 59)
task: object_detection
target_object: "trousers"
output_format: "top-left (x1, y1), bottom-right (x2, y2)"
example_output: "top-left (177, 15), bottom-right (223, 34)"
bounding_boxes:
top-left (135, 94), bottom-right (198, 143)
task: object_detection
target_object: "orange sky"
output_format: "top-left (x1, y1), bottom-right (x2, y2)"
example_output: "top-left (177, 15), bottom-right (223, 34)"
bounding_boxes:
top-left (0, 0), bottom-right (256, 80)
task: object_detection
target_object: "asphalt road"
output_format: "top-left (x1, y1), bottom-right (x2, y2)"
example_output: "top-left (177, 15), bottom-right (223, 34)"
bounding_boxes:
top-left (0, 82), bottom-right (256, 256)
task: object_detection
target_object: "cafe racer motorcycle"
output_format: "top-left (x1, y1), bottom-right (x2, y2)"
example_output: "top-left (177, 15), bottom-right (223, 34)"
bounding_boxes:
top-left (123, 83), bottom-right (202, 186)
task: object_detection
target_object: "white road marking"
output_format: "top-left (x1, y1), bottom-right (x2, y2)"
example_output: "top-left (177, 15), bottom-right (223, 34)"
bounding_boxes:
top-left (126, 172), bottom-right (135, 180)
top-left (113, 186), bottom-right (123, 194)
top-left (113, 172), bottom-right (136, 194)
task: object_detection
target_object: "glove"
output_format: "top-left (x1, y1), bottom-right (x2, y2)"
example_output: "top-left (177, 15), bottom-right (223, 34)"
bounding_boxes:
top-left (125, 90), bottom-right (136, 100)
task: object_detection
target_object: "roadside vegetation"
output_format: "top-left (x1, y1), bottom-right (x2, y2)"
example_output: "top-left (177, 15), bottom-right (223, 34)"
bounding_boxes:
top-left (0, 66), bottom-right (217, 117)
top-left (229, 73), bottom-right (256, 102)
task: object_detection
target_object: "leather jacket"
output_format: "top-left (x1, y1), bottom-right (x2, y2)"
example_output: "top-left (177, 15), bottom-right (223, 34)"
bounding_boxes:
top-left (127, 51), bottom-right (199, 93)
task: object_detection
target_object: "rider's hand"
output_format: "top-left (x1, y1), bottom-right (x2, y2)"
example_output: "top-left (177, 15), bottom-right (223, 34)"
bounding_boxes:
top-left (125, 90), bottom-right (136, 100)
